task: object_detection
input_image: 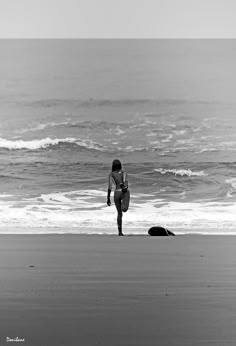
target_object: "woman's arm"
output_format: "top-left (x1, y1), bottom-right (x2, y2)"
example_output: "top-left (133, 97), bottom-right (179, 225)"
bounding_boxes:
top-left (107, 173), bottom-right (112, 206)
top-left (124, 172), bottom-right (128, 185)
top-left (123, 171), bottom-right (128, 188)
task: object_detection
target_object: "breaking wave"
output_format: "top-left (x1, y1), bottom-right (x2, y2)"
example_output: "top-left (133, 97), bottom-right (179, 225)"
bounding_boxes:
top-left (0, 189), bottom-right (235, 233)
top-left (154, 168), bottom-right (207, 177)
top-left (0, 137), bottom-right (107, 151)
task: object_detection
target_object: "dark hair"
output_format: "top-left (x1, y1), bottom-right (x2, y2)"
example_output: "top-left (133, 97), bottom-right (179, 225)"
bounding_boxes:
top-left (112, 159), bottom-right (122, 172)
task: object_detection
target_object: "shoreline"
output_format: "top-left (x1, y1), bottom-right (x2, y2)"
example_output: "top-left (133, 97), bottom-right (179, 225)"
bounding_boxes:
top-left (0, 227), bottom-right (236, 236)
top-left (1, 232), bottom-right (235, 237)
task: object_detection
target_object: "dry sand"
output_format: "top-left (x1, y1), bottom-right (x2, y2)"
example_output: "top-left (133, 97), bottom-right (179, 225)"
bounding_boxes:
top-left (0, 234), bottom-right (236, 346)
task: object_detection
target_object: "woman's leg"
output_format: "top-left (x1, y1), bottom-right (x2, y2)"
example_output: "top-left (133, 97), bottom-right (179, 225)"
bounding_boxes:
top-left (114, 191), bottom-right (123, 235)
top-left (117, 212), bottom-right (123, 235)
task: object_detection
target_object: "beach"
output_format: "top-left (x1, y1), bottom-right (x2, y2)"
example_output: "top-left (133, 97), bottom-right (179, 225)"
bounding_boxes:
top-left (0, 234), bottom-right (236, 346)
top-left (0, 39), bottom-right (236, 345)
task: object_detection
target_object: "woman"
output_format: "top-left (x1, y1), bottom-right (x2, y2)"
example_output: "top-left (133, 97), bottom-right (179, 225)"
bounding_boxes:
top-left (107, 159), bottom-right (130, 236)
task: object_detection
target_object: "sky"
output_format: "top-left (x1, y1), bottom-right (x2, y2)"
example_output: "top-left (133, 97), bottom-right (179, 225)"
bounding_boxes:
top-left (0, 0), bottom-right (236, 38)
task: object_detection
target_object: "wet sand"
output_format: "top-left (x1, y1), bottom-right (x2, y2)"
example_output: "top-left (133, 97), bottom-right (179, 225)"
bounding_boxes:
top-left (0, 234), bottom-right (236, 346)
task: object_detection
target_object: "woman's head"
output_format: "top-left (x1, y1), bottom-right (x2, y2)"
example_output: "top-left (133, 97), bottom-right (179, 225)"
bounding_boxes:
top-left (112, 159), bottom-right (122, 172)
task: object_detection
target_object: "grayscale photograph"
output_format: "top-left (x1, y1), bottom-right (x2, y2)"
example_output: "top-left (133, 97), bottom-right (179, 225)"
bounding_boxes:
top-left (0, 0), bottom-right (236, 345)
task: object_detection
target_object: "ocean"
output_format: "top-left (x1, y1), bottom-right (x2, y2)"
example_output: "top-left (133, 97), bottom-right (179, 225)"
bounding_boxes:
top-left (0, 39), bottom-right (236, 234)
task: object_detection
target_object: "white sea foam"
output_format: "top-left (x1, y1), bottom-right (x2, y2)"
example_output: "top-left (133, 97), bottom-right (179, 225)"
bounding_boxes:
top-left (124, 146), bottom-right (148, 152)
top-left (36, 190), bottom-right (106, 206)
top-left (161, 134), bottom-right (173, 143)
top-left (154, 168), bottom-right (206, 177)
top-left (0, 194), bottom-right (236, 234)
top-left (16, 123), bottom-right (49, 134)
top-left (198, 148), bottom-right (218, 153)
top-left (225, 178), bottom-right (236, 198)
top-left (172, 130), bottom-right (187, 135)
top-left (146, 132), bottom-right (157, 137)
top-left (220, 141), bottom-right (236, 149)
top-left (0, 137), bottom-right (106, 151)
top-left (115, 126), bottom-right (126, 135)
top-left (0, 137), bottom-right (76, 150)
top-left (15, 121), bottom-right (74, 134)
top-left (149, 140), bottom-right (160, 145)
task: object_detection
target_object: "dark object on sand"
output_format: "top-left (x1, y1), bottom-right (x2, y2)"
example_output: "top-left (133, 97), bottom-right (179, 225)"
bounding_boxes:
top-left (148, 226), bottom-right (175, 236)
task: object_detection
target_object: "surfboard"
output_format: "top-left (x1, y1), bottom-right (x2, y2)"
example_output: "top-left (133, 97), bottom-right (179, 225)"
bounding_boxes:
top-left (121, 189), bottom-right (130, 212)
